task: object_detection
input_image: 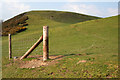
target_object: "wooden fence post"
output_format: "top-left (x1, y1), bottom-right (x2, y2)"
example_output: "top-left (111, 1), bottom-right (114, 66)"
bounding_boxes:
top-left (43, 26), bottom-right (49, 61)
top-left (8, 34), bottom-right (12, 60)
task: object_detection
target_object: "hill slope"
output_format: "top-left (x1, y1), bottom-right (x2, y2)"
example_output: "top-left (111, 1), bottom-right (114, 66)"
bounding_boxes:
top-left (2, 13), bottom-right (28, 36)
top-left (27, 10), bottom-right (100, 24)
top-left (2, 11), bottom-right (118, 78)
top-left (2, 11), bottom-right (100, 36)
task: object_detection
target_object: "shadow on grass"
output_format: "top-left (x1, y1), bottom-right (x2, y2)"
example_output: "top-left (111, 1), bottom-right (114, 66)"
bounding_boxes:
top-left (52, 53), bottom-right (95, 60)
top-left (50, 53), bottom-right (76, 60)
top-left (64, 53), bottom-right (76, 56)
top-left (23, 53), bottom-right (95, 61)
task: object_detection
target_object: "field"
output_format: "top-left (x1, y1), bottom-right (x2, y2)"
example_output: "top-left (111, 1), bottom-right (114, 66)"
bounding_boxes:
top-left (2, 11), bottom-right (118, 78)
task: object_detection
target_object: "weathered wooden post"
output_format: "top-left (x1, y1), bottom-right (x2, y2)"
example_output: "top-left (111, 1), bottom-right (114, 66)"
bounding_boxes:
top-left (8, 34), bottom-right (12, 60)
top-left (43, 26), bottom-right (49, 61)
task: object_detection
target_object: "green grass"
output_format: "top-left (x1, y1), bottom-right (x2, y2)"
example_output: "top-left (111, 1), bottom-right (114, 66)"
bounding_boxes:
top-left (2, 11), bottom-right (118, 78)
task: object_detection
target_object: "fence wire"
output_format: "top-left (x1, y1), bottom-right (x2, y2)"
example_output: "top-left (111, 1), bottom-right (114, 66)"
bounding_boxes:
top-left (3, 32), bottom-right (43, 58)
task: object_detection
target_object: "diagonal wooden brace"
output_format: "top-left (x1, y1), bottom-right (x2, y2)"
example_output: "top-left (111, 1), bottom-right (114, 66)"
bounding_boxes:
top-left (20, 35), bottom-right (43, 60)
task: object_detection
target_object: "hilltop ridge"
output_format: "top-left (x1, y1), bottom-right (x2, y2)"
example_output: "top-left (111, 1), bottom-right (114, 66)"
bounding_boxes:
top-left (2, 10), bottom-right (100, 36)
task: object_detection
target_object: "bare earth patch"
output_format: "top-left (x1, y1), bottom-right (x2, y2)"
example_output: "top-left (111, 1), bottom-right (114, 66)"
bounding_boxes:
top-left (77, 60), bottom-right (87, 64)
top-left (18, 55), bottom-right (64, 68)
top-left (6, 53), bottom-right (85, 68)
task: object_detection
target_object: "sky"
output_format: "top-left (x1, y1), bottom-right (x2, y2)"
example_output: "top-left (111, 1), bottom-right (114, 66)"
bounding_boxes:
top-left (0, 0), bottom-right (119, 21)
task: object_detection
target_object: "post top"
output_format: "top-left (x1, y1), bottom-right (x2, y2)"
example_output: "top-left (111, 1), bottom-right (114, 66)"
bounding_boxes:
top-left (43, 26), bottom-right (49, 28)
top-left (8, 34), bottom-right (11, 36)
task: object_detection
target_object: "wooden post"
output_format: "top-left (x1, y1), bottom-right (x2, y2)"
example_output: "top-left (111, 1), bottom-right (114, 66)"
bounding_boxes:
top-left (20, 35), bottom-right (43, 60)
top-left (8, 34), bottom-right (12, 60)
top-left (43, 26), bottom-right (49, 61)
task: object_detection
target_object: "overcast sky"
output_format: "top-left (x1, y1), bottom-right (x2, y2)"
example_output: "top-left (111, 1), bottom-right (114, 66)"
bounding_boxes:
top-left (0, 0), bottom-right (119, 21)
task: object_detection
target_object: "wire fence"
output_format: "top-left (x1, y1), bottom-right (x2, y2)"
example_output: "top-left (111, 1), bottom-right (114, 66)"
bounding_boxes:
top-left (3, 31), bottom-right (43, 58)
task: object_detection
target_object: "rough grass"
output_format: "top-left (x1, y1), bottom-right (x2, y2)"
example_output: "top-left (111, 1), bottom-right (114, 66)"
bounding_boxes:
top-left (2, 11), bottom-right (118, 78)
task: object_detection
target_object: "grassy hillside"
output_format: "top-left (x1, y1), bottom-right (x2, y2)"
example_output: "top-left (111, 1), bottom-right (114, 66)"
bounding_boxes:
top-left (27, 11), bottom-right (100, 24)
top-left (2, 11), bottom-right (118, 78)
top-left (2, 11), bottom-right (100, 36)
top-left (2, 13), bottom-right (28, 36)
